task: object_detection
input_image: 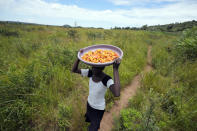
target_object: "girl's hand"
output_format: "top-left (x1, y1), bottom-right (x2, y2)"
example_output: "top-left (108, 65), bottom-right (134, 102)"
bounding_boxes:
top-left (77, 48), bottom-right (84, 61)
top-left (79, 48), bottom-right (84, 53)
top-left (113, 58), bottom-right (121, 69)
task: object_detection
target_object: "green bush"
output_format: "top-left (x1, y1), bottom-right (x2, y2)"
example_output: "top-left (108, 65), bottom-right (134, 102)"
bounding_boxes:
top-left (114, 109), bottom-right (142, 130)
top-left (175, 27), bottom-right (197, 60)
top-left (0, 28), bottom-right (19, 37)
top-left (46, 45), bottom-right (76, 68)
top-left (67, 29), bottom-right (79, 40)
top-left (58, 104), bottom-right (73, 130)
top-left (87, 31), bottom-right (103, 40)
top-left (0, 100), bottom-right (33, 130)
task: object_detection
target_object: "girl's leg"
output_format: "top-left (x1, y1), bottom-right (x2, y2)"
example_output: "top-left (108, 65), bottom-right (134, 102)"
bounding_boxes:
top-left (86, 102), bottom-right (105, 131)
top-left (88, 110), bottom-right (104, 131)
top-left (88, 121), bottom-right (100, 131)
top-left (85, 102), bottom-right (91, 122)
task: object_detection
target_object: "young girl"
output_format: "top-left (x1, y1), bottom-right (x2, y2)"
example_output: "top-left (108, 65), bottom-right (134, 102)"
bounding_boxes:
top-left (72, 50), bottom-right (121, 131)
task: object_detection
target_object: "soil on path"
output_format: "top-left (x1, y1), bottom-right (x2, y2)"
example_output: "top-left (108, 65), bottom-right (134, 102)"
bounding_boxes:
top-left (99, 46), bottom-right (153, 131)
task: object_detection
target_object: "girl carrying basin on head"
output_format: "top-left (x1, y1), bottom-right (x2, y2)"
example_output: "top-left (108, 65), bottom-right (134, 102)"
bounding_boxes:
top-left (72, 49), bottom-right (121, 131)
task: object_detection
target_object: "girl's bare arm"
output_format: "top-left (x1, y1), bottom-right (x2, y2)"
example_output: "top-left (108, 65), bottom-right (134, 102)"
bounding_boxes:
top-left (72, 58), bottom-right (81, 74)
top-left (109, 58), bottom-right (121, 97)
top-left (72, 49), bottom-right (84, 74)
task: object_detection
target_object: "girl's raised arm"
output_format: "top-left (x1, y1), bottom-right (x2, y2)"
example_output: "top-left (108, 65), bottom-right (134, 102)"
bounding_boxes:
top-left (109, 58), bottom-right (121, 97)
top-left (72, 58), bottom-right (81, 74)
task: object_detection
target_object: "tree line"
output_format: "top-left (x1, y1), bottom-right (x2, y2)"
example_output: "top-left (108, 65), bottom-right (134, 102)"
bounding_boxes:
top-left (113, 20), bottom-right (197, 32)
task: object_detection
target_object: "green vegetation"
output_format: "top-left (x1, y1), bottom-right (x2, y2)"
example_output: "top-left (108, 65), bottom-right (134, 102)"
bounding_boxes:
top-left (0, 23), bottom-right (152, 130)
top-left (1, 22), bottom-right (195, 131)
top-left (113, 20), bottom-right (197, 32)
top-left (147, 20), bottom-right (197, 32)
top-left (114, 27), bottom-right (197, 131)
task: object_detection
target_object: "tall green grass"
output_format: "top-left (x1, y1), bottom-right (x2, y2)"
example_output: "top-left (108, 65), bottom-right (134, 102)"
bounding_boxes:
top-left (0, 23), bottom-right (173, 130)
top-left (114, 27), bottom-right (197, 131)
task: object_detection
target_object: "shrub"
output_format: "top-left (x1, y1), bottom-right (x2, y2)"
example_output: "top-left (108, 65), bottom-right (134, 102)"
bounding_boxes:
top-left (0, 28), bottom-right (19, 37)
top-left (67, 29), bottom-right (79, 40)
top-left (0, 99), bottom-right (33, 130)
top-left (87, 31), bottom-right (103, 40)
top-left (15, 41), bottom-right (32, 57)
top-left (118, 109), bottom-right (142, 130)
top-left (46, 46), bottom-right (76, 68)
top-left (175, 27), bottom-right (197, 60)
top-left (58, 104), bottom-right (73, 130)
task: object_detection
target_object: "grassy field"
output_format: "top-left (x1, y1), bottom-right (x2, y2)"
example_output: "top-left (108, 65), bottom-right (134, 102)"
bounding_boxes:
top-left (114, 27), bottom-right (197, 131)
top-left (0, 23), bottom-right (181, 130)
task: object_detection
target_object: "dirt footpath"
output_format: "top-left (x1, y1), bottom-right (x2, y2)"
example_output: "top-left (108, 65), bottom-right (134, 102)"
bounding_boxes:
top-left (99, 46), bottom-right (153, 131)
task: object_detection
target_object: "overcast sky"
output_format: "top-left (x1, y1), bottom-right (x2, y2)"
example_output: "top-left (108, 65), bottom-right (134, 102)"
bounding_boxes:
top-left (0, 0), bottom-right (197, 28)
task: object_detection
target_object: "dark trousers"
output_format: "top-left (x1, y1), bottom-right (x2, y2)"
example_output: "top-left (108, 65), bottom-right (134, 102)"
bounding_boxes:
top-left (85, 102), bottom-right (105, 131)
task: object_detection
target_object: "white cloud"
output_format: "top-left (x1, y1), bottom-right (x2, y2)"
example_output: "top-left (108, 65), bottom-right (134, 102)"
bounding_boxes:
top-left (108, 0), bottom-right (131, 5)
top-left (108, 0), bottom-right (182, 6)
top-left (0, 0), bottom-right (197, 28)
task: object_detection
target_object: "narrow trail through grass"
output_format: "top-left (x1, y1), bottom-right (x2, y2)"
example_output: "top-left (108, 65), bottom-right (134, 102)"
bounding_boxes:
top-left (99, 46), bottom-right (153, 131)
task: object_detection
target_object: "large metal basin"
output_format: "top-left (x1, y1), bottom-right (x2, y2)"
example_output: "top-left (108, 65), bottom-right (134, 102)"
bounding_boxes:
top-left (78, 44), bottom-right (123, 67)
